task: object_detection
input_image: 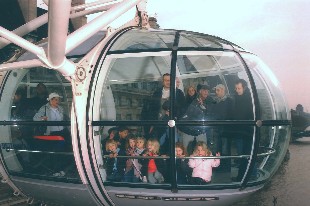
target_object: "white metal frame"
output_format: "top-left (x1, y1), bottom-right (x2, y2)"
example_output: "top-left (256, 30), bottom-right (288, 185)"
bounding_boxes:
top-left (0, 0), bottom-right (147, 77)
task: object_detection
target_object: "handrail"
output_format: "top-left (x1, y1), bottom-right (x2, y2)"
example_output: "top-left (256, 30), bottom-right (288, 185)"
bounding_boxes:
top-left (102, 146), bottom-right (276, 160)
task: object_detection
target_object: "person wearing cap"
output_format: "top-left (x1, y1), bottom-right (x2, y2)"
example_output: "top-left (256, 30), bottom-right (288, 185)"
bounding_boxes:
top-left (33, 92), bottom-right (70, 176)
top-left (180, 84), bottom-right (215, 153)
top-left (33, 92), bottom-right (68, 136)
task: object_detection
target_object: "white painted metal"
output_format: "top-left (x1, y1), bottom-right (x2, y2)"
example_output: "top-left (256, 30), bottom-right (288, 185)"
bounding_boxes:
top-left (71, 0), bottom-right (118, 11)
top-left (65, 0), bottom-right (142, 54)
top-left (0, 0), bottom-right (120, 50)
top-left (0, 59), bottom-right (43, 72)
top-left (0, 26), bottom-right (46, 58)
top-left (69, 3), bottom-right (120, 19)
top-left (47, 0), bottom-right (72, 67)
top-left (0, 13), bottom-right (48, 49)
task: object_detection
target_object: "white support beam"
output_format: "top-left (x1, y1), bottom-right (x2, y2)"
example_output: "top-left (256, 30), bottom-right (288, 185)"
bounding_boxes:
top-left (0, 13), bottom-right (48, 49)
top-left (0, 26), bottom-right (46, 58)
top-left (0, 59), bottom-right (43, 72)
top-left (71, 0), bottom-right (117, 11)
top-left (47, 0), bottom-right (72, 67)
top-left (70, 3), bottom-right (120, 19)
top-left (66, 0), bottom-right (143, 54)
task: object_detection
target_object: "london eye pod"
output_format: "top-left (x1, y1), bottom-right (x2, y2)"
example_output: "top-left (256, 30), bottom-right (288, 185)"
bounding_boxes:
top-left (0, 1), bottom-right (291, 206)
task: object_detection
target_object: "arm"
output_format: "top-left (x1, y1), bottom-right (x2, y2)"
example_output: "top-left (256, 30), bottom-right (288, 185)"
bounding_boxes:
top-left (33, 105), bottom-right (47, 121)
top-left (211, 152), bottom-right (221, 168)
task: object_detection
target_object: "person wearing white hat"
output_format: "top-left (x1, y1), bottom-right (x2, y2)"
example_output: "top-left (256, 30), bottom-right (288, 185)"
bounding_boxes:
top-left (33, 92), bottom-right (70, 176)
top-left (33, 92), bottom-right (66, 136)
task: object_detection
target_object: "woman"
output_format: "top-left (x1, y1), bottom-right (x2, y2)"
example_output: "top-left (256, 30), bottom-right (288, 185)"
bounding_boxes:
top-left (33, 92), bottom-right (70, 176)
top-left (33, 92), bottom-right (67, 136)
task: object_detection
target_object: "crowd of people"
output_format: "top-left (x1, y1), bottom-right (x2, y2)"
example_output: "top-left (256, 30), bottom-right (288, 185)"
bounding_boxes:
top-left (102, 73), bottom-right (255, 184)
top-left (12, 83), bottom-right (71, 177)
top-left (102, 127), bottom-right (220, 185)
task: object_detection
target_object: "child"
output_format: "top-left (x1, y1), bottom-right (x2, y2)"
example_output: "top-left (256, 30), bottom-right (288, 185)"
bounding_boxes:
top-left (115, 126), bottom-right (129, 151)
top-left (133, 137), bottom-right (147, 182)
top-left (175, 142), bottom-right (192, 184)
top-left (123, 135), bottom-right (139, 182)
top-left (105, 139), bottom-right (126, 182)
top-left (140, 138), bottom-right (165, 184)
top-left (188, 141), bottom-right (220, 184)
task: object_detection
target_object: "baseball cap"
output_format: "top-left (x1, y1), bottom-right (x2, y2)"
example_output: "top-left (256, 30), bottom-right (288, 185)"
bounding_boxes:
top-left (47, 92), bottom-right (61, 101)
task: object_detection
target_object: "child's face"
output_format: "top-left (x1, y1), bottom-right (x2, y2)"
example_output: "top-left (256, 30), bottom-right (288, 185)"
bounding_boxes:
top-left (147, 143), bottom-right (156, 153)
top-left (136, 140), bottom-right (145, 149)
top-left (119, 130), bottom-right (129, 138)
top-left (175, 147), bottom-right (183, 157)
top-left (129, 139), bottom-right (136, 149)
top-left (109, 131), bottom-right (115, 139)
top-left (108, 144), bottom-right (117, 153)
top-left (196, 146), bottom-right (207, 156)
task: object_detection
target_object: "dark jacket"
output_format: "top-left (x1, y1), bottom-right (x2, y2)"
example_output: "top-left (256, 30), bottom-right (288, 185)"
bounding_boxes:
top-left (232, 89), bottom-right (254, 137)
top-left (176, 158), bottom-right (192, 184)
top-left (105, 149), bottom-right (126, 181)
top-left (141, 87), bottom-right (185, 121)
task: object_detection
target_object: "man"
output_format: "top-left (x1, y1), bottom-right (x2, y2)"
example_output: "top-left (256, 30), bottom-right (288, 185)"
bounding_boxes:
top-left (25, 83), bottom-right (49, 119)
top-left (232, 79), bottom-right (254, 181)
top-left (141, 73), bottom-right (185, 138)
top-left (212, 84), bottom-right (233, 171)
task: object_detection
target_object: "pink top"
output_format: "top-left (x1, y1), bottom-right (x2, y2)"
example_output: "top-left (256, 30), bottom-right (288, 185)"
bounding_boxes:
top-left (188, 156), bottom-right (220, 182)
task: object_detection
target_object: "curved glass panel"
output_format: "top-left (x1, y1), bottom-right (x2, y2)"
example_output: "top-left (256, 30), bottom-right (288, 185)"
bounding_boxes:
top-left (0, 68), bottom-right (80, 183)
top-left (99, 53), bottom-right (171, 121)
top-left (241, 53), bottom-right (290, 120)
top-left (109, 29), bottom-right (176, 52)
top-left (241, 53), bottom-right (290, 182)
top-left (179, 32), bottom-right (233, 49)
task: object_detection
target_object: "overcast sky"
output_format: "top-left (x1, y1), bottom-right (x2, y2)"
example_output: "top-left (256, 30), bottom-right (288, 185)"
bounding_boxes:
top-left (42, 0), bottom-right (310, 111)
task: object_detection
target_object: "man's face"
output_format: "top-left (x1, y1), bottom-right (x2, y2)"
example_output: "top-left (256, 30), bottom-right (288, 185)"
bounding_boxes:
top-left (199, 89), bottom-right (209, 100)
top-left (235, 83), bottom-right (244, 96)
top-left (37, 84), bottom-right (47, 95)
top-left (163, 75), bottom-right (170, 89)
top-left (119, 130), bottom-right (129, 139)
top-left (216, 87), bottom-right (225, 98)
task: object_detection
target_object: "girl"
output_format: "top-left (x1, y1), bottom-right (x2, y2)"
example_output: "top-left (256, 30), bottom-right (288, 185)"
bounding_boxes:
top-left (188, 141), bottom-right (220, 184)
top-left (134, 137), bottom-right (147, 182)
top-left (140, 138), bottom-right (165, 184)
top-left (105, 139), bottom-right (126, 181)
top-left (175, 142), bottom-right (192, 184)
top-left (123, 135), bottom-right (139, 182)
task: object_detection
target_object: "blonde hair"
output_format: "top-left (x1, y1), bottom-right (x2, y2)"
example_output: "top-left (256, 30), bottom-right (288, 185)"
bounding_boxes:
top-left (147, 138), bottom-right (160, 154)
top-left (136, 136), bottom-right (146, 147)
top-left (186, 85), bottom-right (197, 95)
top-left (175, 142), bottom-right (187, 156)
top-left (105, 139), bottom-right (118, 152)
top-left (193, 141), bottom-right (211, 156)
